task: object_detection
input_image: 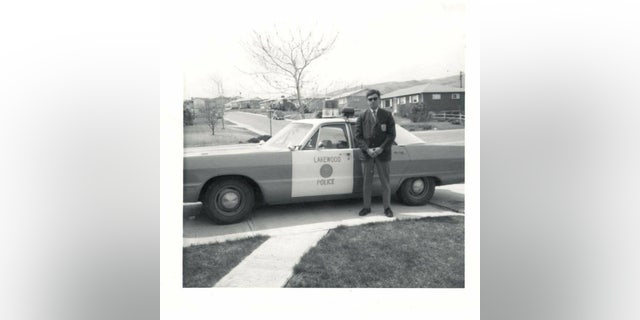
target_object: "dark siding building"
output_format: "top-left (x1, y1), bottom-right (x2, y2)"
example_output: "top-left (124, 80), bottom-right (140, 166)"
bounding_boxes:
top-left (380, 84), bottom-right (465, 115)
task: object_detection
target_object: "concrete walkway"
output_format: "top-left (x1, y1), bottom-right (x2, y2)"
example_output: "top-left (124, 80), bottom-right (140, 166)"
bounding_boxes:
top-left (214, 230), bottom-right (328, 287)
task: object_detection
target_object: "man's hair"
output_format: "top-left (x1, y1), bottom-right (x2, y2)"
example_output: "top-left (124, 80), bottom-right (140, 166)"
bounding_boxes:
top-left (366, 89), bottom-right (381, 98)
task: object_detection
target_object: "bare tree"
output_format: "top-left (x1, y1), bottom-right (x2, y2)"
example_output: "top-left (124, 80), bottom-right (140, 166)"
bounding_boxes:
top-left (245, 27), bottom-right (338, 118)
top-left (208, 75), bottom-right (225, 129)
top-left (204, 102), bottom-right (221, 136)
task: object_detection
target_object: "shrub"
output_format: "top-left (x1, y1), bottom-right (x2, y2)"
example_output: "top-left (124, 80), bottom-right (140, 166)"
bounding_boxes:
top-left (407, 103), bottom-right (430, 123)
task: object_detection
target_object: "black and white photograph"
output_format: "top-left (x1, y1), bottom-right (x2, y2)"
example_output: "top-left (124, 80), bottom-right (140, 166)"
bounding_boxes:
top-left (9, 0), bottom-right (640, 319)
top-left (180, 0), bottom-right (473, 291)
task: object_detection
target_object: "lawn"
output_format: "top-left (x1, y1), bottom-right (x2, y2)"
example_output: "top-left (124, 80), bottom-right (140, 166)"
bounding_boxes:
top-left (285, 216), bottom-right (464, 288)
top-left (183, 236), bottom-right (269, 287)
top-left (184, 118), bottom-right (258, 147)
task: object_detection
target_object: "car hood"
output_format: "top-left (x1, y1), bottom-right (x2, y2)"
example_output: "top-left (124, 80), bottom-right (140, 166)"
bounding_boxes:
top-left (184, 144), bottom-right (285, 157)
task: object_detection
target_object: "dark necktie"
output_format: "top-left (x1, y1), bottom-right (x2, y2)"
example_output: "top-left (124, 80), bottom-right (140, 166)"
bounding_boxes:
top-left (368, 109), bottom-right (376, 138)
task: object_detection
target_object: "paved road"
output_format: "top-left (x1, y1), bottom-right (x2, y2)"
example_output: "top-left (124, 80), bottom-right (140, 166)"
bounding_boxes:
top-left (184, 184), bottom-right (464, 239)
top-left (413, 130), bottom-right (464, 145)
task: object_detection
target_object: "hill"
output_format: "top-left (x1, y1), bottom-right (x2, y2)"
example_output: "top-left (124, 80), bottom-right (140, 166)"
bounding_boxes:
top-left (325, 74), bottom-right (464, 97)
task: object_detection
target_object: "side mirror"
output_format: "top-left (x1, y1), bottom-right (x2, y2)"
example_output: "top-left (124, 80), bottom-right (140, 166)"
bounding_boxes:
top-left (287, 144), bottom-right (298, 151)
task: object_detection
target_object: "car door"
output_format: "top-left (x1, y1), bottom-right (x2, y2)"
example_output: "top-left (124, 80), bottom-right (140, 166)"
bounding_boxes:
top-left (291, 123), bottom-right (354, 197)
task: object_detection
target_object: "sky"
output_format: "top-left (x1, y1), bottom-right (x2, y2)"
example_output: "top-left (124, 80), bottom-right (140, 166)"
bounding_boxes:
top-left (181, 0), bottom-right (465, 99)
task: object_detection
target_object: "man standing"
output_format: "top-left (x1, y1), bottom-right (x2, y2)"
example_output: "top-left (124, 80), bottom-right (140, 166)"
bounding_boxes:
top-left (355, 89), bottom-right (396, 217)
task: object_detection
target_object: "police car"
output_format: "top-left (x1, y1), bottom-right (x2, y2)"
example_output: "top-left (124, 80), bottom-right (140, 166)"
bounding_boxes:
top-left (183, 108), bottom-right (464, 224)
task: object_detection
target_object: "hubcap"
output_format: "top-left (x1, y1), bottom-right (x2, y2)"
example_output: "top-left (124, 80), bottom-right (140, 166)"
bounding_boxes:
top-left (411, 179), bottom-right (425, 194)
top-left (219, 190), bottom-right (240, 210)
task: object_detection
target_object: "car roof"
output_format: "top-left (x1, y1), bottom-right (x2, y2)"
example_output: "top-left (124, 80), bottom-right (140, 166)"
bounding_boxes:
top-left (293, 117), bottom-right (356, 125)
top-left (294, 116), bottom-right (425, 146)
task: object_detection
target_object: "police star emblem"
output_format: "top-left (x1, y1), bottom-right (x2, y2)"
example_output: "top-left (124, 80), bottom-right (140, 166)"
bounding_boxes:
top-left (320, 164), bottom-right (333, 178)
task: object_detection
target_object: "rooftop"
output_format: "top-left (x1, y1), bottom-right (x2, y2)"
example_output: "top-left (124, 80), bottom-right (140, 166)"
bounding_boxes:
top-left (381, 84), bottom-right (464, 98)
top-left (225, 97), bottom-right (264, 105)
top-left (328, 88), bottom-right (367, 100)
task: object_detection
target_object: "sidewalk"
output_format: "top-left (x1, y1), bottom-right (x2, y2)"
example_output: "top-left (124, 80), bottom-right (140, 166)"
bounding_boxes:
top-left (214, 230), bottom-right (328, 287)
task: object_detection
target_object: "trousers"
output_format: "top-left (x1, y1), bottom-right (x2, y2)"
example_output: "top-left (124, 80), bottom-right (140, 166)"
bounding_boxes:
top-left (361, 158), bottom-right (391, 209)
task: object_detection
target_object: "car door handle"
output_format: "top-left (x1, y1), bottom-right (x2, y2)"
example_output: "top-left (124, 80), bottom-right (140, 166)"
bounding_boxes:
top-left (393, 151), bottom-right (405, 154)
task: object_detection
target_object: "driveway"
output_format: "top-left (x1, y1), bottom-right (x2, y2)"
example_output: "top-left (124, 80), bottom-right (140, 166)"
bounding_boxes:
top-left (184, 183), bottom-right (464, 240)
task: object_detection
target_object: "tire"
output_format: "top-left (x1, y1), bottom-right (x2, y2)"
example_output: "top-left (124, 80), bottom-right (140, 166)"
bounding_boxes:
top-left (202, 178), bottom-right (255, 224)
top-left (397, 177), bottom-right (436, 206)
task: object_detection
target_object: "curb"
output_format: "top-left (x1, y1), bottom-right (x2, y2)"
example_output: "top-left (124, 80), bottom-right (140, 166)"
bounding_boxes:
top-left (183, 211), bottom-right (464, 247)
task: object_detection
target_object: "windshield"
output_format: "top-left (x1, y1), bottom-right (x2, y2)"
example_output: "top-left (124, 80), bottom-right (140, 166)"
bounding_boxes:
top-left (264, 123), bottom-right (313, 148)
top-left (395, 125), bottom-right (426, 145)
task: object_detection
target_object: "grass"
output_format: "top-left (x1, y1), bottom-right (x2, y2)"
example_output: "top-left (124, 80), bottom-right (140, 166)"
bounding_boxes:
top-left (184, 118), bottom-right (258, 147)
top-left (285, 216), bottom-right (464, 288)
top-left (183, 236), bottom-right (269, 287)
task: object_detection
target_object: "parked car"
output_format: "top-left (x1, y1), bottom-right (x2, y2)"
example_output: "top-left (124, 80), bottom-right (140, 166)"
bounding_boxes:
top-left (272, 111), bottom-right (285, 120)
top-left (184, 110), bottom-right (464, 224)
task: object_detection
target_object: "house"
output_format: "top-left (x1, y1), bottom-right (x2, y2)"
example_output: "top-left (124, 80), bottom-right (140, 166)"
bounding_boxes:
top-left (259, 99), bottom-right (277, 110)
top-left (380, 84), bottom-right (465, 115)
top-left (303, 97), bottom-right (327, 112)
top-left (327, 88), bottom-right (369, 111)
top-left (224, 97), bottom-right (263, 110)
top-left (268, 96), bottom-right (296, 111)
top-left (286, 95), bottom-right (327, 112)
top-left (190, 96), bottom-right (234, 114)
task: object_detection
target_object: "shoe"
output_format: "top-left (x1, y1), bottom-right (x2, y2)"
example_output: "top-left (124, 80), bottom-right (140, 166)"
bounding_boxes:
top-left (384, 208), bottom-right (394, 217)
top-left (358, 208), bottom-right (371, 216)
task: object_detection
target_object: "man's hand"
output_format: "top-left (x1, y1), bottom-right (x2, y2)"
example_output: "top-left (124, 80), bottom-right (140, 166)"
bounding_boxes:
top-left (372, 147), bottom-right (384, 157)
top-left (366, 148), bottom-right (377, 158)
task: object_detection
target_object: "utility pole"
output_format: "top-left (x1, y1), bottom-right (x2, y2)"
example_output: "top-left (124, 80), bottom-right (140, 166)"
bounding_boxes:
top-left (221, 100), bottom-right (225, 129)
top-left (269, 109), bottom-right (273, 136)
top-left (459, 71), bottom-right (464, 88)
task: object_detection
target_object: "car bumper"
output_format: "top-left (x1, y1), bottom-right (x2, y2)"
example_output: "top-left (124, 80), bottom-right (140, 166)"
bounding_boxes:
top-left (183, 184), bottom-right (201, 203)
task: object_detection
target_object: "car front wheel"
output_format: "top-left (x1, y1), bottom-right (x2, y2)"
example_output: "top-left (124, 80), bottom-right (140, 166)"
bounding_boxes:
top-left (203, 178), bottom-right (255, 224)
top-left (398, 177), bottom-right (435, 206)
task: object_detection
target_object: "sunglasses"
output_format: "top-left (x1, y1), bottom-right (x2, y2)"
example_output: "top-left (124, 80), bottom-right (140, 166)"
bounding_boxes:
top-left (367, 97), bottom-right (378, 102)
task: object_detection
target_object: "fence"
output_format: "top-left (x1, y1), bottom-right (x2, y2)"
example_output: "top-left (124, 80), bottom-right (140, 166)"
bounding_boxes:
top-left (431, 111), bottom-right (465, 123)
